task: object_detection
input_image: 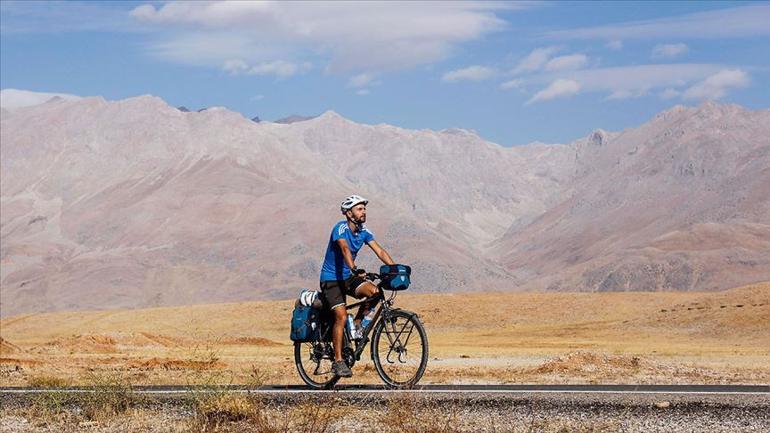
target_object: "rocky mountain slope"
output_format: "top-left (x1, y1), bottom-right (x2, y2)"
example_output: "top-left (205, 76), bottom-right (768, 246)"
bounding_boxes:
top-left (494, 102), bottom-right (770, 292)
top-left (1, 95), bottom-right (768, 316)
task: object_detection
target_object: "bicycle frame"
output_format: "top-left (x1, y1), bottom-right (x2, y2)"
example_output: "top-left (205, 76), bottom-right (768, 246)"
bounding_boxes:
top-left (344, 283), bottom-right (389, 361)
top-left (314, 273), bottom-right (417, 363)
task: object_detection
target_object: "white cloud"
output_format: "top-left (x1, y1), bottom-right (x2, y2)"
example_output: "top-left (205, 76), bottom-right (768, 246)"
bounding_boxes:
top-left (605, 89), bottom-right (648, 100)
top-left (0, 1), bottom-right (139, 34)
top-left (544, 4), bottom-right (770, 40)
top-left (442, 65), bottom-right (497, 82)
top-left (223, 59), bottom-right (311, 78)
top-left (347, 73), bottom-right (382, 94)
top-left (651, 43), bottom-right (688, 59)
top-left (0, 89), bottom-right (81, 111)
top-left (659, 88), bottom-right (681, 100)
top-left (544, 54), bottom-right (588, 72)
top-left (500, 79), bottom-right (523, 90)
top-left (348, 73), bottom-right (376, 88)
top-left (251, 61), bottom-right (309, 78)
top-left (511, 46), bottom-right (560, 75)
top-left (605, 40), bottom-right (623, 50)
top-left (223, 59), bottom-right (249, 74)
top-left (527, 79), bottom-right (581, 104)
top-left (542, 64), bottom-right (722, 97)
top-left (683, 69), bottom-right (749, 100)
top-left (130, 1), bottom-right (518, 74)
top-left (149, 32), bottom-right (282, 67)
top-left (517, 63), bottom-right (740, 102)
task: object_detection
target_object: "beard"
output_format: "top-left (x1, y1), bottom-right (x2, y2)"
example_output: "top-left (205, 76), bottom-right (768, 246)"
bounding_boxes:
top-left (349, 214), bottom-right (366, 226)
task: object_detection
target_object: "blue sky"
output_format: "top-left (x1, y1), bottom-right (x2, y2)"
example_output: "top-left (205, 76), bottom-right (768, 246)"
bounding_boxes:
top-left (2, 1), bottom-right (769, 145)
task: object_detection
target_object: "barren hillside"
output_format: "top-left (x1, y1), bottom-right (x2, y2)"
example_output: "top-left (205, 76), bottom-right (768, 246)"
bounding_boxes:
top-left (1, 96), bottom-right (768, 315)
top-left (494, 102), bottom-right (770, 292)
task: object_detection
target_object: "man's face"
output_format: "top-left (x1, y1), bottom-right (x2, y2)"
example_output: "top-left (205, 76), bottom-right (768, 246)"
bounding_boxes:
top-left (347, 204), bottom-right (367, 223)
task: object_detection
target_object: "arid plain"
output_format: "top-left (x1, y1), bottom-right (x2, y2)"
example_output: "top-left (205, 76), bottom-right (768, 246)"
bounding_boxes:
top-left (2, 281), bottom-right (767, 387)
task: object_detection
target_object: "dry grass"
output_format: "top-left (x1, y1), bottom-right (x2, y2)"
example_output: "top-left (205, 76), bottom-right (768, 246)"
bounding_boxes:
top-left (1, 282), bottom-right (768, 387)
top-left (381, 394), bottom-right (464, 433)
top-left (78, 370), bottom-right (141, 421)
top-left (4, 384), bottom-right (765, 432)
top-left (26, 374), bottom-right (69, 388)
top-left (187, 392), bottom-right (338, 433)
top-left (3, 390), bottom-right (635, 433)
top-left (526, 418), bottom-right (622, 433)
top-left (189, 393), bottom-right (265, 432)
top-left (10, 371), bottom-right (139, 431)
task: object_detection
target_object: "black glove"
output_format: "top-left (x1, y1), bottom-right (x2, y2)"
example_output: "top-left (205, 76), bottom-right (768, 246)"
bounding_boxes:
top-left (352, 267), bottom-right (366, 276)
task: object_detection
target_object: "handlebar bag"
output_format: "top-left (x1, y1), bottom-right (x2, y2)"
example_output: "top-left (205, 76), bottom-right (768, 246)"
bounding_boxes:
top-left (379, 264), bottom-right (412, 291)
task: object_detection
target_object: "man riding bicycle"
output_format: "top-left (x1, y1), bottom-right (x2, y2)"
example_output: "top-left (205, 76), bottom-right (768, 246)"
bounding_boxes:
top-left (320, 194), bottom-right (396, 378)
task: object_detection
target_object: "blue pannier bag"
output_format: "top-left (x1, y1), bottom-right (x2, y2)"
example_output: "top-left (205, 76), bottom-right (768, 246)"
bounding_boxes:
top-left (290, 304), bottom-right (320, 342)
top-left (379, 264), bottom-right (411, 291)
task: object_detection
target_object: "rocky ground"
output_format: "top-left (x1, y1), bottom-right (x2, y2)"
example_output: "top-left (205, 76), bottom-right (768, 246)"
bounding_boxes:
top-left (1, 390), bottom-right (769, 432)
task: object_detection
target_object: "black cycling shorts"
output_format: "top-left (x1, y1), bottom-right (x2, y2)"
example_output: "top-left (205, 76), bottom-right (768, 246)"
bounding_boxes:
top-left (320, 275), bottom-right (367, 310)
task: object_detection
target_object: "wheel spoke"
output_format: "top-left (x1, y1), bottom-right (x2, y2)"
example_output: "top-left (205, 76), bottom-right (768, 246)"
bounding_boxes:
top-left (295, 340), bottom-right (338, 389)
top-left (385, 321), bottom-right (415, 363)
top-left (372, 311), bottom-right (428, 388)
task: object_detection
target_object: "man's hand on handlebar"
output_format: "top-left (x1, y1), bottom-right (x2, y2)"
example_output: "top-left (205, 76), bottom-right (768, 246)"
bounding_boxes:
top-left (352, 267), bottom-right (380, 281)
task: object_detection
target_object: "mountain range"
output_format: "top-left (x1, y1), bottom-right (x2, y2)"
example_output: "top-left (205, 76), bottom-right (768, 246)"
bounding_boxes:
top-left (1, 94), bottom-right (768, 316)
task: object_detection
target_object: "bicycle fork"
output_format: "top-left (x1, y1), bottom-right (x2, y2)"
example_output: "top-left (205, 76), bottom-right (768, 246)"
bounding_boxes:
top-left (383, 315), bottom-right (416, 364)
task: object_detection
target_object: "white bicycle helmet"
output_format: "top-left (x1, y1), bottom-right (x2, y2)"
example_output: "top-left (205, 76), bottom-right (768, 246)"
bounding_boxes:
top-left (299, 289), bottom-right (319, 307)
top-left (340, 194), bottom-right (368, 213)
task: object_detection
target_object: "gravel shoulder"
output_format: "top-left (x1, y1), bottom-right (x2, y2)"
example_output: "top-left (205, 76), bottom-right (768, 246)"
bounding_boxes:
top-left (2, 389), bottom-right (768, 432)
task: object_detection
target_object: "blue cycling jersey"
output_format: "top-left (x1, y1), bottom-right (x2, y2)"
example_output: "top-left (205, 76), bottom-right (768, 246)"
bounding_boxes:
top-left (320, 220), bottom-right (375, 282)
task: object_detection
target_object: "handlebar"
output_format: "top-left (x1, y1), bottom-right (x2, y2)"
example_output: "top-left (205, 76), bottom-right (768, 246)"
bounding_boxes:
top-left (366, 272), bottom-right (380, 281)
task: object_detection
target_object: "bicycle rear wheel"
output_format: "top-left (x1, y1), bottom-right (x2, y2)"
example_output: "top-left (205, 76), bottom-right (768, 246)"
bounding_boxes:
top-left (371, 309), bottom-right (428, 389)
top-left (294, 340), bottom-right (340, 389)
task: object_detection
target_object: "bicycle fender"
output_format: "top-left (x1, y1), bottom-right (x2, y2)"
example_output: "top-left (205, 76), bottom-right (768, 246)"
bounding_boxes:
top-left (395, 309), bottom-right (421, 321)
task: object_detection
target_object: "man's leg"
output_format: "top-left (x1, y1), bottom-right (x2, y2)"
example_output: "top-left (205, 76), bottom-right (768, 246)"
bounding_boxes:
top-left (331, 303), bottom-right (352, 378)
top-left (332, 305), bottom-right (346, 362)
top-left (322, 280), bottom-right (352, 377)
top-left (354, 282), bottom-right (378, 322)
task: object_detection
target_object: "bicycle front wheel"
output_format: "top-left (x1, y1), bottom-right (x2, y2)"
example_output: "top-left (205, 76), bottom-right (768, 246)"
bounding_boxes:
top-left (371, 309), bottom-right (428, 389)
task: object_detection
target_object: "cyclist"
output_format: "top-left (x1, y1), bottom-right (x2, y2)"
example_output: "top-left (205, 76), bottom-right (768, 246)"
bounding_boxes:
top-left (319, 194), bottom-right (395, 378)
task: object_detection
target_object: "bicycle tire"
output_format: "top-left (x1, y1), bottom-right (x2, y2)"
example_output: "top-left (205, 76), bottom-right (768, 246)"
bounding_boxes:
top-left (294, 340), bottom-right (340, 389)
top-left (371, 309), bottom-right (428, 389)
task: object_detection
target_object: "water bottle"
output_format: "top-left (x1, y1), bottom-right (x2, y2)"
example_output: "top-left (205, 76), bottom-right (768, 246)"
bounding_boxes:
top-left (360, 309), bottom-right (375, 331)
top-left (356, 308), bottom-right (375, 339)
top-left (346, 314), bottom-right (357, 338)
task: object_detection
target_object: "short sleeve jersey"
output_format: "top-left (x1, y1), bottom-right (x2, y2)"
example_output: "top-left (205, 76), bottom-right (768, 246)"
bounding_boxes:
top-left (320, 221), bottom-right (375, 282)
